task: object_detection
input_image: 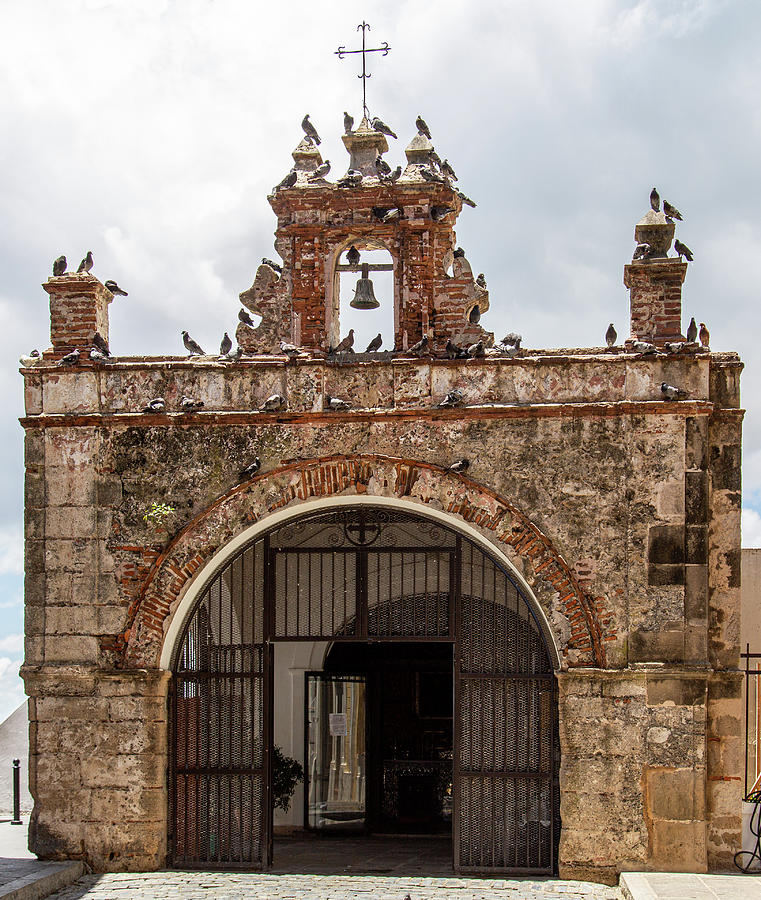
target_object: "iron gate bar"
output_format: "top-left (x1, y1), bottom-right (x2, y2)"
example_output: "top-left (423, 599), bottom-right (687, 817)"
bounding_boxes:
top-left (742, 645), bottom-right (761, 799)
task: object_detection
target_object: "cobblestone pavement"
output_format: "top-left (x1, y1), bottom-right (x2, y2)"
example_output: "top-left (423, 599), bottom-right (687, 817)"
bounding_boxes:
top-left (47, 871), bottom-right (622, 900)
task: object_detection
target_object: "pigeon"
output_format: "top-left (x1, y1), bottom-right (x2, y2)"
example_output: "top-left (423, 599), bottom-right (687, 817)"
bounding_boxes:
top-left (674, 239), bottom-right (693, 261)
top-left (467, 340), bottom-right (485, 358)
top-left (382, 207), bottom-right (403, 223)
top-left (438, 389), bottom-right (464, 408)
top-left (346, 245), bottom-right (361, 267)
top-left (632, 340), bottom-right (657, 354)
top-left (52, 255), bottom-right (67, 276)
top-left (275, 170), bottom-right (297, 190)
top-left (429, 149), bottom-right (443, 170)
top-left (665, 342), bottom-right (687, 353)
top-left (180, 395), bottom-right (204, 412)
top-left (469, 305), bottom-right (481, 325)
top-left (686, 317), bottom-right (698, 343)
top-left (142, 397), bottom-right (166, 413)
top-left (633, 243), bottom-right (651, 261)
top-left (337, 169), bottom-right (363, 188)
top-left (58, 349), bottom-right (80, 366)
top-left (92, 332), bottom-right (111, 356)
top-left (239, 457), bottom-right (261, 480)
top-left (105, 279), bottom-right (128, 296)
top-left (661, 381), bottom-right (688, 401)
top-left (19, 350), bottom-right (41, 367)
top-left (261, 394), bottom-right (286, 412)
top-left (699, 322), bottom-right (710, 347)
top-left (309, 160), bottom-right (331, 180)
top-left (219, 333), bottom-right (232, 356)
top-left (372, 206), bottom-right (393, 221)
top-left (375, 156), bottom-right (391, 176)
top-left (77, 251), bottom-right (94, 274)
top-left (453, 247), bottom-right (465, 259)
top-left (447, 458), bottom-right (470, 473)
top-left (407, 335), bottom-right (429, 357)
top-left (431, 205), bottom-right (454, 221)
top-left (650, 188), bottom-right (660, 212)
top-left (239, 308), bottom-right (255, 327)
top-left (262, 258), bottom-right (283, 274)
top-left (419, 165), bottom-right (445, 183)
top-left (301, 113), bottom-right (321, 145)
top-left (445, 339), bottom-right (468, 359)
top-left (89, 348), bottom-right (108, 362)
top-left (371, 117), bottom-right (397, 139)
top-left (331, 329), bottom-right (355, 353)
top-left (279, 340), bottom-right (300, 358)
top-left (325, 395), bottom-right (351, 411)
top-left (343, 111), bottom-right (354, 133)
top-left (366, 333), bottom-right (383, 353)
top-left (456, 189), bottom-right (477, 208)
top-left (663, 200), bottom-right (683, 221)
top-left (476, 273), bottom-right (487, 289)
top-left (415, 116), bottom-right (431, 139)
top-left (501, 332), bottom-right (522, 349)
top-left (441, 159), bottom-right (458, 181)
top-left (384, 165), bottom-right (402, 183)
top-left (606, 324), bottom-right (617, 347)
top-left (182, 330), bottom-right (205, 356)
top-left (225, 345), bottom-right (243, 361)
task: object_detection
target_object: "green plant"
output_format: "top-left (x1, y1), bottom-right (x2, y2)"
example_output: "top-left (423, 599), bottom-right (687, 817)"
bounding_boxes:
top-left (142, 501), bottom-right (175, 528)
top-left (272, 745), bottom-right (304, 812)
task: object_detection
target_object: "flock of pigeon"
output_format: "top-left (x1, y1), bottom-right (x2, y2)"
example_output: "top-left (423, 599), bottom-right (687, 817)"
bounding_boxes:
top-left (634, 188), bottom-right (694, 262)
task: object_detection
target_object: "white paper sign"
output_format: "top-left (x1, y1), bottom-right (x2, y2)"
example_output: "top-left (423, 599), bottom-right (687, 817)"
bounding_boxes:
top-left (329, 713), bottom-right (347, 736)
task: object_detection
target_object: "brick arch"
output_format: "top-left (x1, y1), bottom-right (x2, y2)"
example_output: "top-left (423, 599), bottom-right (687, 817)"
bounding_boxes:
top-left (119, 455), bottom-right (610, 669)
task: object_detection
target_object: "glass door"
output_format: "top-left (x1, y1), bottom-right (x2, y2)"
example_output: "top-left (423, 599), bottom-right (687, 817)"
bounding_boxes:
top-left (305, 674), bottom-right (367, 831)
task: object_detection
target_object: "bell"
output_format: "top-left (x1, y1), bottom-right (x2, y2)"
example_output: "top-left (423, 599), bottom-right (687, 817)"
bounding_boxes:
top-left (350, 263), bottom-right (380, 310)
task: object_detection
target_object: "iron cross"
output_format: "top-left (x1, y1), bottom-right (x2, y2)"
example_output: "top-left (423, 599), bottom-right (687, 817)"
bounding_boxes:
top-left (335, 22), bottom-right (391, 120)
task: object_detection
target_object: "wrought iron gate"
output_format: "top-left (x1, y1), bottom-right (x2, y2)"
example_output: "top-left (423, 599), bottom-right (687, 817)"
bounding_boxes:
top-left (170, 506), bottom-right (559, 873)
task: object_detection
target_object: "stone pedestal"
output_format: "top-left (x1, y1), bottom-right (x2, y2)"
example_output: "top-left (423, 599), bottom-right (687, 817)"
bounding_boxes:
top-left (624, 259), bottom-right (687, 346)
top-left (42, 274), bottom-right (113, 358)
top-left (341, 119), bottom-right (389, 176)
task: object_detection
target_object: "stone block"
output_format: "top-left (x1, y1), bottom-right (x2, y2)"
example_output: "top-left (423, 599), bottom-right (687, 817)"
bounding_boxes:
top-left (25, 507), bottom-right (45, 540)
top-left (45, 506), bottom-right (97, 539)
top-left (629, 627), bottom-right (684, 663)
top-left (648, 563), bottom-right (684, 585)
top-left (684, 564), bottom-right (707, 619)
top-left (646, 676), bottom-right (706, 707)
top-left (656, 481), bottom-right (684, 518)
top-left (42, 372), bottom-right (99, 414)
top-left (649, 819), bottom-right (707, 871)
top-left (684, 624), bottom-right (708, 665)
top-left (645, 766), bottom-right (705, 821)
top-left (45, 467), bottom-right (96, 506)
top-left (80, 752), bottom-right (166, 789)
top-left (686, 525), bottom-right (707, 564)
top-left (707, 777), bottom-right (742, 818)
top-left (393, 361), bottom-right (431, 407)
top-left (42, 634), bottom-right (100, 664)
top-left (648, 524), bottom-right (685, 564)
top-left (45, 538), bottom-right (98, 574)
top-left (25, 471), bottom-right (45, 507)
top-left (710, 442), bottom-right (741, 492)
top-left (685, 470), bottom-right (708, 524)
top-left (25, 429), bottom-right (45, 466)
top-left (90, 785), bottom-right (165, 821)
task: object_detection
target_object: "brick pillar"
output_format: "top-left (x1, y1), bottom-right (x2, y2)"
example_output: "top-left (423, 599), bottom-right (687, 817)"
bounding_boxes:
top-left (624, 259), bottom-right (687, 346)
top-left (42, 274), bottom-right (113, 358)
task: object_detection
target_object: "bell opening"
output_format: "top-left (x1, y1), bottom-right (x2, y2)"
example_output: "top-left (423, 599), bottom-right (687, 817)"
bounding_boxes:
top-left (337, 246), bottom-right (395, 352)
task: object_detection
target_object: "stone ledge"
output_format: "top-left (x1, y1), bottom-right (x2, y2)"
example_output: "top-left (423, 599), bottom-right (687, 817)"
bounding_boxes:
top-left (0, 860), bottom-right (83, 900)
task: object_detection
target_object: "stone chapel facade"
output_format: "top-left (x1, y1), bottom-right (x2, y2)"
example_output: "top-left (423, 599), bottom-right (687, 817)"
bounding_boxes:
top-left (20, 118), bottom-right (743, 883)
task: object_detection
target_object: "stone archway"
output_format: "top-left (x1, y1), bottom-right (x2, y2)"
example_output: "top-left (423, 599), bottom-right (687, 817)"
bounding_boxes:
top-left (120, 455), bottom-right (612, 670)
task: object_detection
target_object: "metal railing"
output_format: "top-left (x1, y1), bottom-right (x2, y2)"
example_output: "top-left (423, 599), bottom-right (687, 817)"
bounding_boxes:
top-left (742, 646), bottom-right (761, 802)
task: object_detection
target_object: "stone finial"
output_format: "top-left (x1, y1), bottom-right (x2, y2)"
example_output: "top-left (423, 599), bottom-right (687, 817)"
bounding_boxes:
top-left (405, 131), bottom-right (435, 166)
top-left (341, 117), bottom-right (389, 177)
top-left (42, 274), bottom-right (113, 358)
top-left (633, 209), bottom-right (675, 260)
top-left (291, 137), bottom-right (323, 178)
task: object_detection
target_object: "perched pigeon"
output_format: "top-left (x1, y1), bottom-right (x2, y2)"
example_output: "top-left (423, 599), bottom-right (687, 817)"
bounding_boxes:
top-left (445, 339), bottom-right (468, 359)
top-left (142, 397), bottom-right (166, 413)
top-left (366, 333), bottom-right (382, 353)
top-left (384, 165), bottom-right (402, 183)
top-left (343, 111), bottom-right (354, 133)
top-left (19, 349), bottom-right (41, 367)
top-left (371, 117), bottom-right (397, 139)
top-left (225, 345), bottom-right (243, 361)
top-left (372, 206), bottom-right (392, 221)
top-left (441, 159), bottom-right (458, 181)
top-left (699, 322), bottom-right (710, 347)
top-left (447, 458), bottom-right (470, 473)
top-left (419, 165), bottom-right (444, 183)
top-left (674, 239), bottom-right (693, 261)
top-left (476, 273), bottom-right (487, 289)
top-left (453, 247), bottom-right (465, 258)
top-left (325, 395), bottom-right (351, 411)
top-left (239, 457), bottom-right (261, 480)
top-left (665, 342), bottom-right (687, 353)
top-left (262, 257), bottom-right (283, 274)
top-left (219, 333), bottom-right (232, 356)
top-left (52, 255), bottom-right (67, 276)
top-left (92, 332), bottom-right (111, 356)
top-left (438, 389), bottom-right (464, 408)
top-left (77, 251), bottom-right (94, 274)
top-left (501, 332), bottom-right (522, 349)
top-left (407, 335), bottom-right (429, 356)
top-left (105, 279), bottom-right (128, 296)
top-left (280, 340), bottom-right (300, 358)
top-left (301, 113), bottom-right (321, 145)
top-left (239, 308), bottom-right (255, 327)
top-left (606, 324), bottom-right (617, 347)
top-left (337, 169), bottom-right (363, 188)
top-left (182, 330), bottom-right (205, 356)
top-left (632, 340), bottom-right (657, 354)
top-left (467, 340), bottom-right (485, 358)
top-left (375, 156), bottom-right (391, 176)
top-left (686, 317), bottom-right (698, 343)
top-left (661, 381), bottom-right (688, 401)
top-left (180, 395), bottom-right (204, 412)
top-left (346, 245), bottom-right (361, 267)
top-left (261, 394), bottom-right (286, 412)
top-left (416, 116), bottom-right (431, 139)
top-left (633, 243), bottom-right (651, 261)
top-left (382, 207), bottom-right (403, 222)
top-left (663, 200), bottom-right (683, 221)
top-left (309, 160), bottom-right (331, 180)
top-left (58, 349), bottom-right (80, 366)
top-left (429, 149), bottom-right (443, 170)
top-left (89, 348), bottom-right (108, 362)
top-left (275, 170), bottom-right (297, 190)
top-left (469, 305), bottom-right (481, 325)
top-left (331, 329), bottom-right (355, 353)
top-left (456, 189), bottom-right (477, 208)
top-left (431, 205), bottom-right (454, 221)
top-left (650, 187), bottom-right (660, 212)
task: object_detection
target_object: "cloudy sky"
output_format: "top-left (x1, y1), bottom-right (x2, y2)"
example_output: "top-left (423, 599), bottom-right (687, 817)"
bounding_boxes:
top-left (0, 0), bottom-right (759, 722)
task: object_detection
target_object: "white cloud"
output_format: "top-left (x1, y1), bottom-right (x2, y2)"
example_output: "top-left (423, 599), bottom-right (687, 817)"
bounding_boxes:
top-left (0, 527), bottom-right (22, 576)
top-left (743, 509), bottom-right (761, 549)
top-left (0, 634), bottom-right (23, 654)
